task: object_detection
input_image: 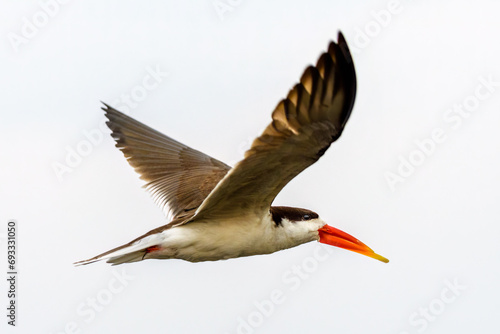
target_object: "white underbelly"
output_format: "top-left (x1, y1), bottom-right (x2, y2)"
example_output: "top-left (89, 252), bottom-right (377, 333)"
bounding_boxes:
top-left (154, 218), bottom-right (279, 262)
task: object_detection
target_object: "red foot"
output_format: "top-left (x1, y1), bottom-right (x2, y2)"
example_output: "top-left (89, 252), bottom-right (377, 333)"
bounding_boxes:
top-left (145, 245), bottom-right (161, 253)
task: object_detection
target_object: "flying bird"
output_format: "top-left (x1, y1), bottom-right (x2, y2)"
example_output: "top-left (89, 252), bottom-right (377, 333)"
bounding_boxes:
top-left (76, 32), bottom-right (388, 266)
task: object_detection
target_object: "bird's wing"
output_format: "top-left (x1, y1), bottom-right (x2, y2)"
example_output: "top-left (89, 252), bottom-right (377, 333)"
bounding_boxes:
top-left (189, 32), bottom-right (356, 223)
top-left (103, 105), bottom-right (231, 220)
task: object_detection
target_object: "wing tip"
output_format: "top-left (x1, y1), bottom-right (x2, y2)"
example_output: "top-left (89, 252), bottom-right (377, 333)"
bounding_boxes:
top-left (101, 101), bottom-right (114, 115)
top-left (327, 31), bottom-right (352, 61)
top-left (73, 257), bottom-right (100, 266)
top-left (101, 102), bottom-right (122, 120)
top-left (337, 31), bottom-right (346, 45)
top-left (339, 32), bottom-right (355, 68)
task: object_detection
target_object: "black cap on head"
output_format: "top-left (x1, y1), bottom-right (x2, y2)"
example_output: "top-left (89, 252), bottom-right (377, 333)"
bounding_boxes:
top-left (270, 206), bottom-right (319, 226)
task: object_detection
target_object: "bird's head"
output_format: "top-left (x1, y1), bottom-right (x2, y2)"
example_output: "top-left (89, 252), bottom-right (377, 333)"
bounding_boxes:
top-left (270, 206), bottom-right (388, 263)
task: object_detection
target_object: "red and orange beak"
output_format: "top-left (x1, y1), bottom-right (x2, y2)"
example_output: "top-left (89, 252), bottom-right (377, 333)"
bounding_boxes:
top-left (318, 225), bottom-right (389, 263)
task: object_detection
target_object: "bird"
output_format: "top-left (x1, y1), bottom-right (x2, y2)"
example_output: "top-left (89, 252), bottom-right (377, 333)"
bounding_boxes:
top-left (75, 32), bottom-right (388, 266)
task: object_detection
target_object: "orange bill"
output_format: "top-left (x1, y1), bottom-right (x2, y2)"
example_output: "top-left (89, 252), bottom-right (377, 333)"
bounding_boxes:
top-left (318, 224), bottom-right (389, 263)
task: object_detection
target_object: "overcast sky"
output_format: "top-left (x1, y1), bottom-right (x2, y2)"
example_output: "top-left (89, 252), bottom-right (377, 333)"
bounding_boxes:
top-left (1, 1), bottom-right (500, 333)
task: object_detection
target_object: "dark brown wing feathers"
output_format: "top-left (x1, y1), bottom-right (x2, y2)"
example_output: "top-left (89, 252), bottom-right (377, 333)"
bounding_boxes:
top-left (101, 32), bottom-right (355, 225)
top-left (103, 105), bottom-right (230, 220)
top-left (191, 32), bottom-right (357, 221)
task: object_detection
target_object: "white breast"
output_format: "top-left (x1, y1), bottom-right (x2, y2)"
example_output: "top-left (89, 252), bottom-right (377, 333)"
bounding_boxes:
top-left (151, 214), bottom-right (281, 261)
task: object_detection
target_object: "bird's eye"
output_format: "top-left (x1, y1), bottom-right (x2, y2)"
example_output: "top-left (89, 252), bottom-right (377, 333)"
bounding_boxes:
top-left (303, 214), bottom-right (311, 220)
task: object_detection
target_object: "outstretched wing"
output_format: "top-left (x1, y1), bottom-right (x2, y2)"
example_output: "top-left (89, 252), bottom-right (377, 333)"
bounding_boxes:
top-left (190, 32), bottom-right (356, 222)
top-left (103, 105), bottom-right (230, 220)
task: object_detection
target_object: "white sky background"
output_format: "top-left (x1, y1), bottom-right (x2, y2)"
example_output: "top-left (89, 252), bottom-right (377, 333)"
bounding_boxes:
top-left (1, 0), bottom-right (500, 333)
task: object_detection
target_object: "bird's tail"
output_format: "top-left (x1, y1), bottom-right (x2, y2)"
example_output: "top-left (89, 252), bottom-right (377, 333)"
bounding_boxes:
top-left (74, 234), bottom-right (163, 266)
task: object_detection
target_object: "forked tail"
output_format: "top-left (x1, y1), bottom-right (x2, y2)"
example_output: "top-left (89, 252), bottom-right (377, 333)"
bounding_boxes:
top-left (74, 234), bottom-right (163, 266)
